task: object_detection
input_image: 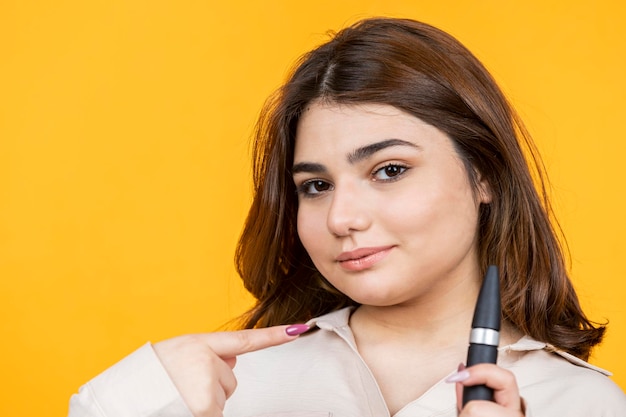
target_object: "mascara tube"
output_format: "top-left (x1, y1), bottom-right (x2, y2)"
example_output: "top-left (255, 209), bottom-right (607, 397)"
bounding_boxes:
top-left (462, 265), bottom-right (501, 406)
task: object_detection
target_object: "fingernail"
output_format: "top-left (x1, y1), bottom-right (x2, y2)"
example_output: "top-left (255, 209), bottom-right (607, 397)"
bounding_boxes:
top-left (445, 369), bottom-right (470, 383)
top-left (285, 324), bottom-right (310, 336)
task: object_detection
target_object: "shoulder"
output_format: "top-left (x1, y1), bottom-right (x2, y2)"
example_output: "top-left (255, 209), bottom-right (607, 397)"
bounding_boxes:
top-left (225, 308), bottom-right (370, 416)
top-left (501, 337), bottom-right (626, 416)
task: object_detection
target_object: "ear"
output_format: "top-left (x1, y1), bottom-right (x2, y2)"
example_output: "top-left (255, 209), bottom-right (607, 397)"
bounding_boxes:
top-left (475, 170), bottom-right (492, 204)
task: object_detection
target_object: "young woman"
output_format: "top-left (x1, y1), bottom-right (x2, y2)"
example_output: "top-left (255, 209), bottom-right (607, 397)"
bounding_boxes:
top-left (69, 18), bottom-right (625, 417)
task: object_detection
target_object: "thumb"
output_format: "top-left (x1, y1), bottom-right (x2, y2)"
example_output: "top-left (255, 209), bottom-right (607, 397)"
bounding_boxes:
top-left (199, 324), bottom-right (309, 358)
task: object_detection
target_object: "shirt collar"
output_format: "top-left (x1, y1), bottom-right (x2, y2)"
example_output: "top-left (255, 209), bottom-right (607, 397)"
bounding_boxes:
top-left (306, 306), bottom-right (611, 376)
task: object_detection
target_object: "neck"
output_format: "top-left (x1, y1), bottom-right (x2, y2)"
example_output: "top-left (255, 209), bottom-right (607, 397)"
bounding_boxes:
top-left (351, 301), bottom-right (475, 351)
top-left (350, 268), bottom-right (481, 349)
top-left (349, 277), bottom-right (522, 349)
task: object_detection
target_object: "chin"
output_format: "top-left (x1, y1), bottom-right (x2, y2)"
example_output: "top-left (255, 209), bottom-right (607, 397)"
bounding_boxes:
top-left (345, 291), bottom-right (405, 307)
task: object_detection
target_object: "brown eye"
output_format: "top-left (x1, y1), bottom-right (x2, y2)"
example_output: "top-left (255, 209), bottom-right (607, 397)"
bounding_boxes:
top-left (311, 180), bottom-right (330, 192)
top-left (373, 164), bottom-right (408, 181)
top-left (297, 179), bottom-right (333, 197)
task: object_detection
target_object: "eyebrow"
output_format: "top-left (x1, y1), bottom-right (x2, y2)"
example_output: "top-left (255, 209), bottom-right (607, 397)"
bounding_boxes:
top-left (292, 138), bottom-right (420, 174)
top-left (347, 138), bottom-right (419, 164)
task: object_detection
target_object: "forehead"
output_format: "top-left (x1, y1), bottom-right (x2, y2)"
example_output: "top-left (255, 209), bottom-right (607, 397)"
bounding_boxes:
top-left (297, 101), bottom-right (417, 132)
top-left (293, 101), bottom-right (449, 159)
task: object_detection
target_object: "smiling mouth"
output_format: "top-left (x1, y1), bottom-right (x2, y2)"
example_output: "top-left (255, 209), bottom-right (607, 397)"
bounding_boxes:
top-left (336, 246), bottom-right (394, 272)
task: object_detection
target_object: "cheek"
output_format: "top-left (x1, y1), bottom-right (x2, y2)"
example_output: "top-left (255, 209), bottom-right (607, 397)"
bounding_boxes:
top-left (432, 188), bottom-right (482, 248)
top-left (397, 179), bottom-right (480, 242)
top-left (296, 207), bottom-right (321, 254)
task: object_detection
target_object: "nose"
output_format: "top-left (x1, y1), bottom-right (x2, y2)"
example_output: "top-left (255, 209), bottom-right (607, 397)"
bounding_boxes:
top-left (326, 183), bottom-right (371, 237)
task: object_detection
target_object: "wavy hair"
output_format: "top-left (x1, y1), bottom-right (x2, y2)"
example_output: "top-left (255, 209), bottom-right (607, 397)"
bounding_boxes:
top-left (234, 17), bottom-right (604, 359)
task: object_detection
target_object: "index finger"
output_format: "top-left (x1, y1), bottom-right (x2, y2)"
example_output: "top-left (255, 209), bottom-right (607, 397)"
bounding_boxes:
top-left (200, 324), bottom-right (309, 358)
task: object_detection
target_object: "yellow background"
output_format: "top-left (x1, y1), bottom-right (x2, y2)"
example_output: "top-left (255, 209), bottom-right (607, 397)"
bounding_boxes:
top-left (1, 1), bottom-right (624, 415)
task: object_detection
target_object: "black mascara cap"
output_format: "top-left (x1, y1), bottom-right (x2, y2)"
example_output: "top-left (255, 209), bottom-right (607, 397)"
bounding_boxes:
top-left (471, 265), bottom-right (501, 331)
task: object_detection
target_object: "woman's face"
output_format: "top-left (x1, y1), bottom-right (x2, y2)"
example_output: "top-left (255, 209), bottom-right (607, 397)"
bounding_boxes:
top-left (293, 102), bottom-right (490, 307)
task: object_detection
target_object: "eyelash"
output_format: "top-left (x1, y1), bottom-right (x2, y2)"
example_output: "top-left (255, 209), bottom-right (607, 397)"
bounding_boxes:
top-left (296, 163), bottom-right (409, 198)
top-left (372, 163), bottom-right (409, 182)
top-left (296, 180), bottom-right (332, 198)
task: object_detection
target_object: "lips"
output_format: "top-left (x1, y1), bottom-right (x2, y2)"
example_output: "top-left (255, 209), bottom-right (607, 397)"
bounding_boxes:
top-left (336, 246), bottom-right (394, 272)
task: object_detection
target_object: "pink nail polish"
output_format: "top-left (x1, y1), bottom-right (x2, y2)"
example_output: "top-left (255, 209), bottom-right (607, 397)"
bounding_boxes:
top-left (285, 324), bottom-right (310, 336)
top-left (445, 369), bottom-right (471, 383)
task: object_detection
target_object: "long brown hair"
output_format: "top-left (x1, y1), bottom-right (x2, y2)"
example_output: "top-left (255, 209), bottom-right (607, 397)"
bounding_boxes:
top-left (234, 17), bottom-right (604, 359)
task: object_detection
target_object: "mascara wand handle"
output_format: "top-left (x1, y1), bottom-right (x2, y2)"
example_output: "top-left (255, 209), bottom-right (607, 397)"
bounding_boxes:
top-left (462, 343), bottom-right (498, 405)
